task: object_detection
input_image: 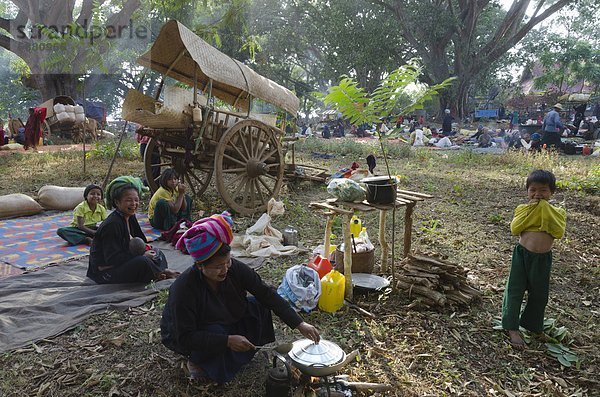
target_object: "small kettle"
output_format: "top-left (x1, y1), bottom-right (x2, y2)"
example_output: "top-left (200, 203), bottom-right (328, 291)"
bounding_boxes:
top-left (282, 225), bottom-right (299, 246)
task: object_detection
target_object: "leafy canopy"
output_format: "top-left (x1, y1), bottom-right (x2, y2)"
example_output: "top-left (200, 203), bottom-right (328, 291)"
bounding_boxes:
top-left (324, 62), bottom-right (455, 126)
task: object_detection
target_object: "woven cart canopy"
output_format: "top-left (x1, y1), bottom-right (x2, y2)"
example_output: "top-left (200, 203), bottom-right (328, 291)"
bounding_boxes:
top-left (138, 20), bottom-right (299, 116)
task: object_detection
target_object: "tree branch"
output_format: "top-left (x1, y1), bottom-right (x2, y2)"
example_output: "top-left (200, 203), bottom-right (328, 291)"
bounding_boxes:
top-left (0, 32), bottom-right (27, 58)
top-left (107, 0), bottom-right (142, 28)
top-left (474, 0), bottom-right (574, 76)
top-left (77, 0), bottom-right (100, 26)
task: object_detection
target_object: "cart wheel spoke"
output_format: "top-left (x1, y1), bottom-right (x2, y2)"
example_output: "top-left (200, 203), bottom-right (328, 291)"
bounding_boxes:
top-left (263, 173), bottom-right (278, 182)
top-left (260, 146), bottom-right (280, 163)
top-left (254, 179), bottom-right (266, 205)
top-left (257, 175), bottom-right (274, 196)
top-left (256, 130), bottom-right (270, 160)
top-left (239, 128), bottom-right (251, 159)
top-left (231, 142), bottom-right (248, 163)
top-left (185, 173), bottom-right (197, 196)
top-left (222, 167), bottom-right (246, 174)
top-left (223, 153), bottom-right (246, 167)
top-left (247, 126), bottom-right (254, 160)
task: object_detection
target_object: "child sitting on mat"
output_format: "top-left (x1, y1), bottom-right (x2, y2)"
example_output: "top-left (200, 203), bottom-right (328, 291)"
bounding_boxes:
top-left (57, 184), bottom-right (107, 246)
top-left (502, 170), bottom-right (566, 349)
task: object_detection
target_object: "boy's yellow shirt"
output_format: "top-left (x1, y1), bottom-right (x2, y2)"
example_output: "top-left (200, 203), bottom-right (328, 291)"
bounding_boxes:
top-left (148, 186), bottom-right (179, 220)
top-left (71, 200), bottom-right (107, 227)
top-left (510, 199), bottom-right (566, 239)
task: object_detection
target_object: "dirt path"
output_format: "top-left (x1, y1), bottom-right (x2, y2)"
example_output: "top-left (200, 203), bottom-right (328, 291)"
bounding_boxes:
top-left (0, 143), bottom-right (91, 156)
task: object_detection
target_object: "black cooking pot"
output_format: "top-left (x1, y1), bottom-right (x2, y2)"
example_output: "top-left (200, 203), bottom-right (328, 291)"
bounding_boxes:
top-left (361, 176), bottom-right (398, 204)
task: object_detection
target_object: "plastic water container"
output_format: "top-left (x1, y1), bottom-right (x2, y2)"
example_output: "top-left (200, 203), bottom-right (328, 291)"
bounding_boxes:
top-left (318, 270), bottom-right (345, 313)
top-left (307, 255), bottom-right (333, 279)
top-left (350, 215), bottom-right (362, 237)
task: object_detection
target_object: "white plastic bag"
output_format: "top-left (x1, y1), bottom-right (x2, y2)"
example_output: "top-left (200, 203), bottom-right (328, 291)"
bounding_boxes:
top-left (277, 265), bottom-right (321, 312)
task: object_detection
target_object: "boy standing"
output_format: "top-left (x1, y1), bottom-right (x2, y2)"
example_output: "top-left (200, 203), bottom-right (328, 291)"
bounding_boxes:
top-left (502, 170), bottom-right (566, 348)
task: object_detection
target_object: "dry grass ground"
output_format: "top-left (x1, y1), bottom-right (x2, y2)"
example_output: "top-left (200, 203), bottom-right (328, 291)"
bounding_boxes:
top-left (0, 138), bottom-right (598, 396)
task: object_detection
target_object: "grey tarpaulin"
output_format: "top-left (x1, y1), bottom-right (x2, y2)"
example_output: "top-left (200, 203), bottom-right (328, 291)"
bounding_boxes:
top-left (0, 242), bottom-right (264, 353)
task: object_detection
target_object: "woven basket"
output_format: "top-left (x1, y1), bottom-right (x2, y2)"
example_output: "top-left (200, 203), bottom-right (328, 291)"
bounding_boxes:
top-left (121, 89), bottom-right (191, 128)
top-left (334, 248), bottom-right (375, 274)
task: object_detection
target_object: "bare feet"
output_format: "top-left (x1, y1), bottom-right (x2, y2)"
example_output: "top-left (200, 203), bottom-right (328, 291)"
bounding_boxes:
top-left (83, 237), bottom-right (93, 245)
top-left (507, 330), bottom-right (526, 350)
top-left (186, 360), bottom-right (209, 382)
top-left (156, 269), bottom-right (180, 280)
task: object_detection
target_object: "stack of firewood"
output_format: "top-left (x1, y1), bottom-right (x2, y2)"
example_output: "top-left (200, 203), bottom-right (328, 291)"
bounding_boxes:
top-left (396, 253), bottom-right (481, 309)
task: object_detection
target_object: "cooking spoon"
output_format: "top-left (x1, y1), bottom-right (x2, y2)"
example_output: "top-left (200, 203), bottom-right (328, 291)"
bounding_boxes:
top-left (255, 342), bottom-right (294, 354)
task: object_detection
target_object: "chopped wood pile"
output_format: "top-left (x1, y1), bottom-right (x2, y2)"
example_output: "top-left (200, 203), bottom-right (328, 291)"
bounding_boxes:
top-left (397, 253), bottom-right (481, 309)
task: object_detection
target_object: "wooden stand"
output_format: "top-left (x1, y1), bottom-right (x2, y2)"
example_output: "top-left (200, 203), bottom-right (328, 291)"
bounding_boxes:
top-left (310, 189), bottom-right (433, 300)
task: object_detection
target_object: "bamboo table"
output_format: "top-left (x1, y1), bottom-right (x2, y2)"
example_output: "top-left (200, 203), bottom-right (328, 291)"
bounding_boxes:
top-left (309, 189), bottom-right (433, 300)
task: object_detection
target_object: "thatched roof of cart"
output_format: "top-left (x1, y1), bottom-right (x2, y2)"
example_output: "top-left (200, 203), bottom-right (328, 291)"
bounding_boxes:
top-left (138, 20), bottom-right (299, 116)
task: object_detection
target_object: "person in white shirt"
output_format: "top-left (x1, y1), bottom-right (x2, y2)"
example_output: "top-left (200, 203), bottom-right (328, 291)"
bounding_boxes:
top-left (379, 122), bottom-right (389, 136)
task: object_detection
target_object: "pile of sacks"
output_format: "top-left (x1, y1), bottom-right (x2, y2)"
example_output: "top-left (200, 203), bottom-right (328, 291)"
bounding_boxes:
top-left (0, 185), bottom-right (87, 219)
top-left (54, 103), bottom-right (86, 124)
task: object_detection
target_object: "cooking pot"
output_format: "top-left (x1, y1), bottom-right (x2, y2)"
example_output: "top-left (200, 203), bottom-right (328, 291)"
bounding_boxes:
top-left (287, 338), bottom-right (359, 377)
top-left (361, 176), bottom-right (398, 204)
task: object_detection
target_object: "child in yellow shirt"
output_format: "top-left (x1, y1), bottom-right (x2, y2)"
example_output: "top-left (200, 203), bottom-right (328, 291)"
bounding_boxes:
top-left (57, 184), bottom-right (107, 245)
top-left (148, 168), bottom-right (192, 230)
top-left (502, 170), bottom-right (566, 349)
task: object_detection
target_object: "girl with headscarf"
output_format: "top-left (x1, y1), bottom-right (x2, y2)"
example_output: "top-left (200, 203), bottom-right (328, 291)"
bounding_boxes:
top-left (87, 176), bottom-right (178, 284)
top-left (161, 212), bottom-right (320, 384)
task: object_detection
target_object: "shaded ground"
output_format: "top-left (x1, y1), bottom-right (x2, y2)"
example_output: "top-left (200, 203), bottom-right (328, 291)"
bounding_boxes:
top-left (0, 139), bottom-right (598, 396)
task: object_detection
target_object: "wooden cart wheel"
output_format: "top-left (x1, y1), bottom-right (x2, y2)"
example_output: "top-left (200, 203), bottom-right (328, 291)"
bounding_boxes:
top-left (215, 120), bottom-right (284, 215)
top-left (144, 137), bottom-right (213, 197)
top-left (42, 120), bottom-right (51, 139)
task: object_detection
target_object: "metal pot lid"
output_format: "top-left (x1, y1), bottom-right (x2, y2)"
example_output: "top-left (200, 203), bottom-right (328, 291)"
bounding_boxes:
top-left (288, 339), bottom-right (345, 367)
top-left (361, 175), bottom-right (398, 184)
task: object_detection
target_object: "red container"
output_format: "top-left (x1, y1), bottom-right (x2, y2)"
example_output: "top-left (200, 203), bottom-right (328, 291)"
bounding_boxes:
top-left (307, 255), bottom-right (333, 279)
top-left (582, 145), bottom-right (592, 156)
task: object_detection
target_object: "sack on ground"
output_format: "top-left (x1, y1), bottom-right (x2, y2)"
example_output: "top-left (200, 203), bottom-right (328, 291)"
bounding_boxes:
top-left (38, 185), bottom-right (86, 211)
top-left (0, 193), bottom-right (43, 219)
top-left (277, 265), bottom-right (321, 312)
top-left (327, 178), bottom-right (366, 202)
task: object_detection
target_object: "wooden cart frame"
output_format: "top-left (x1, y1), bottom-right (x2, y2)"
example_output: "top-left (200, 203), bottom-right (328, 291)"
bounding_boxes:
top-left (124, 20), bottom-right (326, 215)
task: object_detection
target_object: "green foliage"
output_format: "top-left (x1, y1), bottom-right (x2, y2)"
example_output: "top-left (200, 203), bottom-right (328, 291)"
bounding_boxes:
top-left (86, 139), bottom-right (139, 161)
top-left (488, 214), bottom-right (503, 224)
top-left (420, 219), bottom-right (441, 235)
top-left (0, 50), bottom-right (39, 115)
top-left (543, 318), bottom-right (580, 368)
top-left (324, 61), bottom-right (455, 126)
top-left (557, 165), bottom-right (600, 194)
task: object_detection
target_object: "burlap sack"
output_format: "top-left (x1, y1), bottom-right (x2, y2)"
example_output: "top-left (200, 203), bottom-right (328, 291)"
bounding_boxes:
top-left (0, 194), bottom-right (43, 219)
top-left (38, 185), bottom-right (86, 211)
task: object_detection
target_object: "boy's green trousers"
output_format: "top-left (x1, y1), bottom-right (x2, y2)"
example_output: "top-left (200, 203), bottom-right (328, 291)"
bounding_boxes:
top-left (502, 244), bottom-right (552, 333)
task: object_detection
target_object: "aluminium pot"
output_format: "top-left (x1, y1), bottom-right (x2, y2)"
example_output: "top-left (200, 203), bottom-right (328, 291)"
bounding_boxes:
top-left (361, 176), bottom-right (398, 204)
top-left (287, 338), bottom-right (359, 377)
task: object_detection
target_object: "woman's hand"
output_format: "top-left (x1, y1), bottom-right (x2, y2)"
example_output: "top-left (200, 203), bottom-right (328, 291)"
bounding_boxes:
top-left (297, 322), bottom-right (320, 343)
top-left (227, 335), bottom-right (255, 352)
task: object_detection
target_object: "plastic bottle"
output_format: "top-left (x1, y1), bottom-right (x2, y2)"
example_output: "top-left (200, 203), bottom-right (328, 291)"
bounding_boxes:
top-left (318, 270), bottom-right (345, 313)
top-left (307, 255), bottom-right (333, 279)
top-left (349, 215), bottom-right (362, 237)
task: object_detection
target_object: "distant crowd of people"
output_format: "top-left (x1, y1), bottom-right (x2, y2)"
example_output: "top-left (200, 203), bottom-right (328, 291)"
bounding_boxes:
top-left (297, 101), bottom-right (598, 153)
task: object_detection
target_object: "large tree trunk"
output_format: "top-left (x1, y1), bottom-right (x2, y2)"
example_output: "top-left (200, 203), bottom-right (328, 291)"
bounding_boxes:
top-left (0, 0), bottom-right (141, 100)
top-left (26, 74), bottom-right (79, 100)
